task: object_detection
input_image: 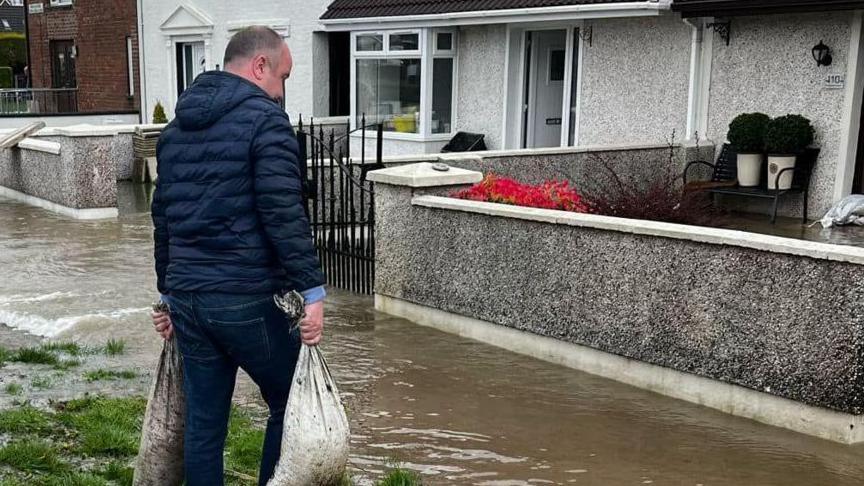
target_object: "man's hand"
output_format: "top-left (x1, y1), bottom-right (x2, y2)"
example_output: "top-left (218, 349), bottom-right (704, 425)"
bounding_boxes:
top-left (299, 301), bottom-right (324, 346)
top-left (151, 310), bottom-right (173, 340)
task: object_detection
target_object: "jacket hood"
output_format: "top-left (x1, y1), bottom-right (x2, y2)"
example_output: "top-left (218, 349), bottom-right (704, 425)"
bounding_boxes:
top-left (173, 71), bottom-right (274, 131)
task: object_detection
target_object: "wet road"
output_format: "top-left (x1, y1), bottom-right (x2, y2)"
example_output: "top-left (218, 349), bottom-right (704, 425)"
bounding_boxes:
top-left (2, 184), bottom-right (864, 485)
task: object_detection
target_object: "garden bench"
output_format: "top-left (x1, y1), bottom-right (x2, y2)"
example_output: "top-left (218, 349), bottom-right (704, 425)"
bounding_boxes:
top-left (683, 144), bottom-right (820, 224)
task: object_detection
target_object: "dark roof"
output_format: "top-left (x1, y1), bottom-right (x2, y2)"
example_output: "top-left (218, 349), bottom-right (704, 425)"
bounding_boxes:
top-left (321, 0), bottom-right (642, 20)
top-left (673, 0), bottom-right (864, 17)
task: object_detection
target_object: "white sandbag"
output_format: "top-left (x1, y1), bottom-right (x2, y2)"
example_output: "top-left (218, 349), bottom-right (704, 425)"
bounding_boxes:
top-left (133, 334), bottom-right (185, 486)
top-left (819, 194), bottom-right (864, 228)
top-left (267, 344), bottom-right (350, 486)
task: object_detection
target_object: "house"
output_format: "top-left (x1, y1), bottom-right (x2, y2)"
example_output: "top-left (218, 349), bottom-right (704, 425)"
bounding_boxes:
top-left (136, 0), bottom-right (345, 126)
top-left (319, 0), bottom-right (864, 218)
top-left (135, 0), bottom-right (864, 219)
top-left (24, 0), bottom-right (140, 115)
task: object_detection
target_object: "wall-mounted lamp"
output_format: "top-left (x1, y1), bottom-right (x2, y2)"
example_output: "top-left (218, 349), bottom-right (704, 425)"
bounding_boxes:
top-left (812, 41), bottom-right (832, 67)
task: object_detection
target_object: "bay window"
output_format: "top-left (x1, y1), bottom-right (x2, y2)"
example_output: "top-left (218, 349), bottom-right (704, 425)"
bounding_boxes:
top-left (351, 29), bottom-right (456, 139)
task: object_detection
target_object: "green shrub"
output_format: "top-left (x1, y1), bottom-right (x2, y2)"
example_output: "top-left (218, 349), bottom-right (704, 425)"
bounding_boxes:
top-left (765, 114), bottom-right (815, 155)
top-left (152, 102), bottom-right (168, 124)
top-left (727, 112), bottom-right (770, 153)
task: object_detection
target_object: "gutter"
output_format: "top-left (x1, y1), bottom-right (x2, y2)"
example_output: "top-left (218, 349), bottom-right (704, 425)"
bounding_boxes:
top-left (674, 0), bottom-right (864, 17)
top-left (136, 0), bottom-right (147, 124)
top-left (321, 1), bottom-right (673, 31)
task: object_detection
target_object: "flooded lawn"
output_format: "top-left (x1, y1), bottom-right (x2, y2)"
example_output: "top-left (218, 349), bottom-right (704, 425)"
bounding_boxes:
top-left (2, 184), bottom-right (864, 485)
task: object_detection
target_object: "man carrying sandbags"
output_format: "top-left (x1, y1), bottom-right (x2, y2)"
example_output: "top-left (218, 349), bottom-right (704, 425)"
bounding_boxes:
top-left (149, 26), bottom-right (326, 486)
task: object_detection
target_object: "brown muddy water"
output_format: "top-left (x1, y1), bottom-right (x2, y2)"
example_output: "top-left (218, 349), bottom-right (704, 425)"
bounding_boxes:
top-left (2, 183), bottom-right (864, 485)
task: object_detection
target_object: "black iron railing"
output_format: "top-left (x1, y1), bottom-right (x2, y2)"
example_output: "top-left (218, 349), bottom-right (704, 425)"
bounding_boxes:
top-left (297, 115), bottom-right (384, 295)
top-left (0, 88), bottom-right (79, 115)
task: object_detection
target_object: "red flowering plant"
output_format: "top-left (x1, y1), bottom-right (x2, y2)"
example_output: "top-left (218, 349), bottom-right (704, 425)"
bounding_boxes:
top-left (454, 174), bottom-right (589, 213)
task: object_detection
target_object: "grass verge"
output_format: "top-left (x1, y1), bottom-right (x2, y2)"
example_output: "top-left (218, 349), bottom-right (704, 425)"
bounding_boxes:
top-left (83, 370), bottom-right (137, 383)
top-left (0, 397), bottom-right (420, 486)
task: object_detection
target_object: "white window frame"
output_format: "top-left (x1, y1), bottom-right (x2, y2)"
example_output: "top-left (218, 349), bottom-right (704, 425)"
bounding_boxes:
top-left (350, 28), bottom-right (457, 141)
top-left (49, 0), bottom-right (73, 6)
top-left (428, 29), bottom-right (457, 138)
top-left (126, 36), bottom-right (135, 97)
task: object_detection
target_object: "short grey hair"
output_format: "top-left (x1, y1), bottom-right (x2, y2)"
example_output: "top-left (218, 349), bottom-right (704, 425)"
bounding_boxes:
top-left (224, 26), bottom-right (284, 67)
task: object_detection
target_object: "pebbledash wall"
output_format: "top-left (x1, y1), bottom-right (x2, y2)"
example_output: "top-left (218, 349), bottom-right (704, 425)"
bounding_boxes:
top-left (578, 14), bottom-right (692, 146)
top-left (368, 162), bottom-right (864, 444)
top-left (0, 125), bottom-right (142, 219)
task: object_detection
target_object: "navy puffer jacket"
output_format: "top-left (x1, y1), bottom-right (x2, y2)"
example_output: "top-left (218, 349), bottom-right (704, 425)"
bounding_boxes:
top-left (151, 71), bottom-right (324, 295)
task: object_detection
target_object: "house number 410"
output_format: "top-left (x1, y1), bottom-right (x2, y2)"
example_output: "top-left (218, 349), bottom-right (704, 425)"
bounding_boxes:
top-left (824, 73), bottom-right (845, 90)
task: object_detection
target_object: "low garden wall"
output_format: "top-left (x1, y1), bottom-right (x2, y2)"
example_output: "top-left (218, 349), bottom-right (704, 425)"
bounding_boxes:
top-left (0, 125), bottom-right (137, 218)
top-left (368, 163), bottom-right (864, 443)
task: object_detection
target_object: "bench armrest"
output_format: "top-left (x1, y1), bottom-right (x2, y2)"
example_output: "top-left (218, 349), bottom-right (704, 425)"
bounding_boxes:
top-left (773, 165), bottom-right (810, 192)
top-left (682, 160), bottom-right (716, 184)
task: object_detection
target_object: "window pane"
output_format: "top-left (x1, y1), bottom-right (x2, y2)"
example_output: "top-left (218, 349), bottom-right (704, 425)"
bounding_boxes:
top-left (549, 49), bottom-right (565, 82)
top-left (356, 58), bottom-right (422, 133)
top-left (436, 33), bottom-right (453, 51)
top-left (389, 33), bottom-right (419, 51)
top-left (568, 28), bottom-right (580, 146)
top-left (356, 34), bottom-right (383, 52)
top-left (432, 58), bottom-right (453, 134)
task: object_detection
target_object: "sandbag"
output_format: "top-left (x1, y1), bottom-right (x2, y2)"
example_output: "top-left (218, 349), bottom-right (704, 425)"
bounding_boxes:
top-left (819, 194), bottom-right (864, 228)
top-left (133, 324), bottom-right (185, 486)
top-left (267, 344), bottom-right (350, 486)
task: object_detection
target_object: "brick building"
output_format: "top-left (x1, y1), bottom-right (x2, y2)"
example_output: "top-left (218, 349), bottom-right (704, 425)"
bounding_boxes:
top-left (25, 0), bottom-right (139, 113)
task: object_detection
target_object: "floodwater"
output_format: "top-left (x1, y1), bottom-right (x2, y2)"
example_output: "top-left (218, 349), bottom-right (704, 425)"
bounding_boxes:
top-left (2, 183), bottom-right (864, 485)
top-left (722, 212), bottom-right (864, 247)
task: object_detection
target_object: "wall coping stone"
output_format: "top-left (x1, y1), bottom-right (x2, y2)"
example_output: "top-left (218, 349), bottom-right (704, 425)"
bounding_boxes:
top-left (18, 138), bottom-right (61, 155)
top-left (0, 123), bottom-right (164, 139)
top-left (367, 162), bottom-right (483, 188)
top-left (412, 195), bottom-right (864, 266)
top-left (458, 142), bottom-right (684, 159)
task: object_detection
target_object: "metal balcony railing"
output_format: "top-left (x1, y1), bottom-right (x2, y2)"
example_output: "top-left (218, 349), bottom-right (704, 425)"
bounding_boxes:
top-left (0, 88), bottom-right (79, 115)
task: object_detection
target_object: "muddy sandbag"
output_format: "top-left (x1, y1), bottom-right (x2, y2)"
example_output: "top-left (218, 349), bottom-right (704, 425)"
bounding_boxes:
top-left (267, 344), bottom-right (350, 486)
top-left (133, 302), bottom-right (185, 486)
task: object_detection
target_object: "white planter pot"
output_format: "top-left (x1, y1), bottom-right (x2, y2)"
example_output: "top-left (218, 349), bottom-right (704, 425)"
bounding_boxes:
top-left (736, 153), bottom-right (762, 187)
top-left (767, 155), bottom-right (797, 191)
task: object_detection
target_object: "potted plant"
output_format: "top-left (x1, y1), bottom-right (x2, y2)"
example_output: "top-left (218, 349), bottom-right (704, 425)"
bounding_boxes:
top-left (764, 115), bottom-right (815, 190)
top-left (727, 112), bottom-right (770, 187)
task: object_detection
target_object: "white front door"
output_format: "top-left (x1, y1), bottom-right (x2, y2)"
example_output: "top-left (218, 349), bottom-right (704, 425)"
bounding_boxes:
top-left (525, 30), bottom-right (566, 148)
top-left (177, 41), bottom-right (206, 95)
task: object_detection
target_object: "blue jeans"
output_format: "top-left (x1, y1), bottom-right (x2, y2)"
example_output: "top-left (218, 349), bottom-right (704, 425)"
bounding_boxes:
top-left (167, 291), bottom-right (301, 486)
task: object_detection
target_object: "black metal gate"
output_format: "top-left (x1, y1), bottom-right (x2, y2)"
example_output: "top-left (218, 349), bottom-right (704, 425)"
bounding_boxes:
top-left (296, 117), bottom-right (384, 295)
